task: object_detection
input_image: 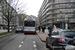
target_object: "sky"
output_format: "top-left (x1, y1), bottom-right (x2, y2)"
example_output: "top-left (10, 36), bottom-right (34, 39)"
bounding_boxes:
top-left (21, 0), bottom-right (44, 17)
top-left (7, 0), bottom-right (43, 17)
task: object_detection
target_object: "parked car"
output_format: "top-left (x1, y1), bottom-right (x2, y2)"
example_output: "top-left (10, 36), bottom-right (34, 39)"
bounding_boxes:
top-left (15, 26), bottom-right (23, 33)
top-left (65, 37), bottom-right (75, 50)
top-left (46, 28), bottom-right (75, 50)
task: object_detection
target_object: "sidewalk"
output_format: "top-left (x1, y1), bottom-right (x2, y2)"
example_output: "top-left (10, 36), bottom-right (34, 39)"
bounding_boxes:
top-left (36, 29), bottom-right (49, 42)
top-left (0, 29), bottom-right (7, 33)
top-left (0, 29), bottom-right (12, 33)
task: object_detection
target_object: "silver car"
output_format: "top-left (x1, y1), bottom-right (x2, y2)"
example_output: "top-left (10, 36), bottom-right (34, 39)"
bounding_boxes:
top-left (46, 29), bottom-right (75, 50)
top-left (15, 26), bottom-right (23, 33)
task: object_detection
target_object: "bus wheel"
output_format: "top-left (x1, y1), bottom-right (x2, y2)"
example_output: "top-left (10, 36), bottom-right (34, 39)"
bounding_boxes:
top-left (35, 32), bottom-right (37, 35)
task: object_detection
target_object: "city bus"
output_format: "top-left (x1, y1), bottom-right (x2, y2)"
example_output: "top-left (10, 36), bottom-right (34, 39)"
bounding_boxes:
top-left (23, 17), bottom-right (36, 34)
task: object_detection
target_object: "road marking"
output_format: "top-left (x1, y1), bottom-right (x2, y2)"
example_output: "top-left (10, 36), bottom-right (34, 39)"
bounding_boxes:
top-left (21, 41), bottom-right (24, 43)
top-left (33, 44), bottom-right (36, 48)
top-left (33, 41), bottom-right (35, 43)
top-left (18, 45), bottom-right (22, 48)
top-left (34, 49), bottom-right (37, 50)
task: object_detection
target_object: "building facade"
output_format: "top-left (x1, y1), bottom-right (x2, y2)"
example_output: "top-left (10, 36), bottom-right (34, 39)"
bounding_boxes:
top-left (0, 0), bottom-right (7, 29)
top-left (38, 0), bottom-right (75, 29)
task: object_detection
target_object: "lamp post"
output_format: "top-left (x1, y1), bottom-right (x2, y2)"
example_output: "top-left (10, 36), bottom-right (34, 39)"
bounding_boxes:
top-left (65, 13), bottom-right (68, 29)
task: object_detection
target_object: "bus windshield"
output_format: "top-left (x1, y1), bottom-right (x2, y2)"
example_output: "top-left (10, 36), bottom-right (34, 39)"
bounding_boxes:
top-left (24, 21), bottom-right (35, 27)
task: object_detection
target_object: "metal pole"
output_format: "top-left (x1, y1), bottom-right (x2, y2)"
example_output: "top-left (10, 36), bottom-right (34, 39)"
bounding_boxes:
top-left (65, 21), bottom-right (68, 29)
top-left (65, 13), bottom-right (68, 29)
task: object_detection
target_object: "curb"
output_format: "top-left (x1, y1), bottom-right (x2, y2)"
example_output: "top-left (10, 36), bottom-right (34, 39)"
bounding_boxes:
top-left (36, 33), bottom-right (46, 43)
top-left (0, 32), bottom-right (14, 38)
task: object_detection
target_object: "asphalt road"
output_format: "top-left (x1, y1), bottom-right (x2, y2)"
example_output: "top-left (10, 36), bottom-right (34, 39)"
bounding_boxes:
top-left (0, 33), bottom-right (49, 50)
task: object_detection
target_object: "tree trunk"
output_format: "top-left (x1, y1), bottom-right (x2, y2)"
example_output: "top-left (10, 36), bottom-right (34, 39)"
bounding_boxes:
top-left (8, 18), bottom-right (10, 32)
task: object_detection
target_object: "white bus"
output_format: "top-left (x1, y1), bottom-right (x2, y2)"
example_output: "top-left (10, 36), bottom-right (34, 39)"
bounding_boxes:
top-left (23, 18), bottom-right (36, 34)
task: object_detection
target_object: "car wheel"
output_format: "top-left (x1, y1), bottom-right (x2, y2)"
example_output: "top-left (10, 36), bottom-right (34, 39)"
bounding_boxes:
top-left (15, 31), bottom-right (17, 33)
top-left (46, 41), bottom-right (49, 48)
top-left (24, 33), bottom-right (25, 35)
top-left (34, 32), bottom-right (37, 35)
top-left (46, 43), bottom-right (49, 48)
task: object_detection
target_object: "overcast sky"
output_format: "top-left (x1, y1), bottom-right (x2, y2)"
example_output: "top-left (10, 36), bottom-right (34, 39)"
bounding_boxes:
top-left (8, 0), bottom-right (43, 17)
top-left (21, 0), bottom-right (43, 17)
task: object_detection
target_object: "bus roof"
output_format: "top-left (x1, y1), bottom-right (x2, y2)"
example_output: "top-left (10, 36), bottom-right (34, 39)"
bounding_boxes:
top-left (24, 18), bottom-right (35, 21)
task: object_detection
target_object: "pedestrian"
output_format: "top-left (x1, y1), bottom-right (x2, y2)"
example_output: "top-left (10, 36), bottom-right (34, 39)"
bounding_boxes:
top-left (38, 26), bottom-right (41, 32)
top-left (53, 25), bottom-right (56, 30)
top-left (48, 25), bottom-right (52, 36)
top-left (42, 26), bottom-right (45, 33)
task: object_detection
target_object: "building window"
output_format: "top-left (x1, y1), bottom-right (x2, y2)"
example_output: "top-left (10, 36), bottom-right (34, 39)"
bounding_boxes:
top-left (65, 4), bottom-right (70, 8)
top-left (59, 4), bottom-right (66, 8)
top-left (50, 0), bottom-right (53, 4)
top-left (74, 9), bottom-right (75, 12)
top-left (54, 0), bottom-right (58, 3)
top-left (69, 19), bottom-right (75, 22)
top-left (70, 14), bottom-right (73, 17)
top-left (54, 4), bottom-right (58, 8)
top-left (59, 19), bottom-right (64, 21)
top-left (73, 0), bottom-right (75, 2)
top-left (60, 9), bottom-right (65, 13)
top-left (59, 14), bottom-right (65, 17)
top-left (60, 9), bottom-right (63, 13)
top-left (54, 14), bottom-right (57, 17)
top-left (66, 9), bottom-right (70, 12)
top-left (70, 4), bottom-right (75, 7)
top-left (2, 21), bottom-right (4, 23)
top-left (71, 0), bottom-right (74, 2)
top-left (62, 9), bottom-right (65, 12)
top-left (65, 0), bottom-right (71, 2)
top-left (71, 9), bottom-right (74, 12)
top-left (59, 0), bottom-right (65, 3)
top-left (54, 9), bottom-right (58, 13)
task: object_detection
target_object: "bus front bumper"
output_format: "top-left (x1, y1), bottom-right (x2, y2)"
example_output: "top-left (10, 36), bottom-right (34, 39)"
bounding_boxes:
top-left (23, 31), bottom-right (36, 33)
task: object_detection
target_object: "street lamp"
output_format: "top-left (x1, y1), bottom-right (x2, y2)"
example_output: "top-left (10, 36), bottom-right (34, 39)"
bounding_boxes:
top-left (65, 13), bottom-right (68, 29)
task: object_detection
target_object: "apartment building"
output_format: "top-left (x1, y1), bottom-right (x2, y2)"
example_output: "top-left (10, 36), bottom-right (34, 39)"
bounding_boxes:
top-left (38, 0), bottom-right (75, 29)
top-left (0, 3), bottom-right (7, 29)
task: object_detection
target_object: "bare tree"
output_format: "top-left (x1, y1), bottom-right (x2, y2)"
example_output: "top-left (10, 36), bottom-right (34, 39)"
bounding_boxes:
top-left (8, 0), bottom-right (27, 14)
top-left (8, 0), bottom-right (28, 26)
top-left (1, 0), bottom-right (27, 32)
top-left (1, 0), bottom-right (17, 32)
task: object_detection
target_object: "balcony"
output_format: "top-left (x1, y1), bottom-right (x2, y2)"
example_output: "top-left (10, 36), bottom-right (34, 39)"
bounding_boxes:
top-left (47, 21), bottom-right (52, 23)
top-left (69, 19), bottom-right (75, 22)
top-left (47, 12), bottom-right (52, 15)
top-left (46, 3), bottom-right (51, 8)
top-left (46, 7), bottom-right (53, 11)
top-left (47, 16), bottom-right (52, 20)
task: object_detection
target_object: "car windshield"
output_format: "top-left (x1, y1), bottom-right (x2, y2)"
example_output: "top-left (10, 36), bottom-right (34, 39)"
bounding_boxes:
top-left (62, 31), bottom-right (75, 38)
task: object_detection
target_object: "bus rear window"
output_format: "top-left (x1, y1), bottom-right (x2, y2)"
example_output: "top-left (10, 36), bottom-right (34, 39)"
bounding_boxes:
top-left (24, 21), bottom-right (35, 27)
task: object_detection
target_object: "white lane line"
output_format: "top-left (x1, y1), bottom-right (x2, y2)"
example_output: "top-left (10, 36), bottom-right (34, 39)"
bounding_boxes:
top-left (33, 44), bottom-right (36, 48)
top-left (34, 49), bottom-right (37, 50)
top-left (21, 41), bottom-right (24, 43)
top-left (33, 41), bottom-right (35, 43)
top-left (18, 45), bottom-right (22, 48)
